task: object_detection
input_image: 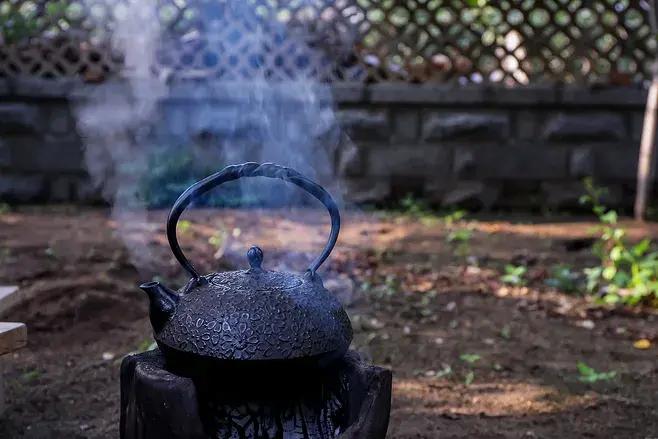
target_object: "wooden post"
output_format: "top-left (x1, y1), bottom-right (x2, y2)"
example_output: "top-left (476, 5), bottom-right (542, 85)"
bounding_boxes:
top-left (120, 349), bottom-right (392, 439)
top-left (635, 77), bottom-right (658, 221)
top-left (634, 1), bottom-right (658, 221)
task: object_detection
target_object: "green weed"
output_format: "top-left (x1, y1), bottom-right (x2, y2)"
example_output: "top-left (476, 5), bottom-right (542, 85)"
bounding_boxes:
top-left (577, 361), bottom-right (616, 383)
top-left (501, 264), bottom-right (527, 286)
top-left (580, 178), bottom-right (658, 307)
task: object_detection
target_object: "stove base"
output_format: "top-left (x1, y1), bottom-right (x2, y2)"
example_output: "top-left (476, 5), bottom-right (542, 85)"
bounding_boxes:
top-left (119, 349), bottom-right (392, 439)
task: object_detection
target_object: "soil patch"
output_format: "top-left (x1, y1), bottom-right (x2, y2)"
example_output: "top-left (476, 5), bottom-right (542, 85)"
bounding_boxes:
top-left (0, 207), bottom-right (657, 438)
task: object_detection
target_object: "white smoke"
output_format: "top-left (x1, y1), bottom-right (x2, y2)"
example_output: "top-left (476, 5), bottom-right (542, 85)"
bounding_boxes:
top-left (72, 0), bottom-right (359, 278)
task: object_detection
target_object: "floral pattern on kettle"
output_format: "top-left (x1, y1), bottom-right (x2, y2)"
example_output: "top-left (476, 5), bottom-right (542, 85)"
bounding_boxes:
top-left (154, 270), bottom-right (352, 361)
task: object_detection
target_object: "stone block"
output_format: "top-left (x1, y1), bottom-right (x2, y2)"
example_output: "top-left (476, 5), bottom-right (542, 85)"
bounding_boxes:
top-left (514, 111), bottom-right (540, 140)
top-left (331, 83), bottom-right (366, 103)
top-left (425, 180), bottom-right (501, 208)
top-left (487, 85), bottom-right (559, 105)
top-left (630, 111), bottom-right (658, 144)
top-left (422, 113), bottom-right (510, 143)
top-left (168, 97), bottom-right (337, 146)
top-left (11, 76), bottom-right (80, 98)
top-left (336, 110), bottom-right (390, 141)
top-left (48, 177), bottom-right (74, 201)
top-left (45, 105), bottom-right (75, 135)
top-left (541, 113), bottom-right (627, 142)
top-left (160, 103), bottom-right (192, 138)
top-left (539, 181), bottom-right (629, 209)
top-left (8, 138), bottom-right (84, 174)
top-left (391, 110), bottom-right (419, 142)
top-left (570, 147), bottom-right (595, 177)
top-left (369, 84), bottom-right (440, 103)
top-left (75, 177), bottom-right (103, 203)
top-left (365, 144), bottom-right (451, 178)
top-left (453, 148), bottom-right (476, 179)
top-left (630, 112), bottom-right (644, 142)
top-left (593, 145), bottom-right (640, 181)
top-left (560, 85), bottom-right (646, 107)
top-left (458, 144), bottom-right (568, 180)
top-left (341, 178), bottom-right (391, 204)
top-left (0, 141), bottom-right (10, 168)
top-left (0, 104), bottom-right (42, 134)
top-left (0, 175), bottom-right (45, 202)
top-left (496, 182), bottom-right (543, 208)
top-left (390, 176), bottom-right (426, 198)
top-left (369, 84), bottom-right (486, 104)
top-left (336, 140), bottom-right (364, 178)
top-left (541, 181), bottom-right (588, 208)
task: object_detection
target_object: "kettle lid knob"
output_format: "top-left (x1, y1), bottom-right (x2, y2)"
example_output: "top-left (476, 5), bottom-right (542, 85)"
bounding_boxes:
top-left (247, 246), bottom-right (264, 269)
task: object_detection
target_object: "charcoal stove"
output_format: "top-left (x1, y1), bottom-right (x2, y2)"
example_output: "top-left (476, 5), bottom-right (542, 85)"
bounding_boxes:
top-left (120, 162), bottom-right (392, 439)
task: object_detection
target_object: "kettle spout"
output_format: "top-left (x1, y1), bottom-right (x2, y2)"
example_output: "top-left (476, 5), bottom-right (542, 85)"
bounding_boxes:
top-left (140, 281), bottom-right (180, 334)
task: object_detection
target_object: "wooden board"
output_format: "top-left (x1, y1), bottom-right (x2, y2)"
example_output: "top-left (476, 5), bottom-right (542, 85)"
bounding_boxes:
top-left (0, 286), bottom-right (21, 316)
top-left (0, 322), bottom-right (27, 357)
top-left (0, 321), bottom-right (26, 418)
top-left (0, 359), bottom-right (4, 417)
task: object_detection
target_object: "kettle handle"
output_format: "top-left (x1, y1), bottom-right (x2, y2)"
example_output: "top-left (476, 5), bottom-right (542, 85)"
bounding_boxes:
top-left (166, 162), bottom-right (341, 280)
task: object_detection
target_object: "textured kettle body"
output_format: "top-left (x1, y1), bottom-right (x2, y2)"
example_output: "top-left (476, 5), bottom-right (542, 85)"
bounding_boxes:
top-left (141, 162), bottom-right (354, 371)
top-left (155, 267), bottom-right (353, 361)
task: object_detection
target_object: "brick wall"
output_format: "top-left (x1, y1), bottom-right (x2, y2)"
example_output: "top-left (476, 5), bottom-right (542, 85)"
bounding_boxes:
top-left (0, 77), bottom-right (651, 208)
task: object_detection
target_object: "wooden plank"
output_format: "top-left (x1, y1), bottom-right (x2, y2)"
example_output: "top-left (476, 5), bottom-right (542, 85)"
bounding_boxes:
top-left (0, 321), bottom-right (25, 419)
top-left (0, 286), bottom-right (22, 316)
top-left (0, 322), bottom-right (27, 357)
top-left (0, 359), bottom-right (4, 417)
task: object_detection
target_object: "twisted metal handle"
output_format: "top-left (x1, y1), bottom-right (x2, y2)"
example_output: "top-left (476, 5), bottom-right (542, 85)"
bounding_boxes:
top-left (166, 162), bottom-right (341, 280)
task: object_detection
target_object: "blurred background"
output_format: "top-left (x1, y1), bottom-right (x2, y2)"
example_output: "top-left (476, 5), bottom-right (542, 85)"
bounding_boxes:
top-left (1, 1), bottom-right (658, 438)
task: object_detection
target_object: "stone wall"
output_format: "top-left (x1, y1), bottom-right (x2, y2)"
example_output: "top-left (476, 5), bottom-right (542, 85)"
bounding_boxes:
top-left (0, 77), bottom-right (651, 209)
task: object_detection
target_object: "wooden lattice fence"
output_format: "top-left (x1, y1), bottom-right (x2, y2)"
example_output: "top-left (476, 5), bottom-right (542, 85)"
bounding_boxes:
top-left (0, 0), bottom-right (656, 85)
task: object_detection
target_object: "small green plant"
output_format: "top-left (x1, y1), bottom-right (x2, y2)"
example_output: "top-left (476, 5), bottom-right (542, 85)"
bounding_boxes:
top-left (383, 274), bottom-right (398, 295)
top-left (435, 365), bottom-right (453, 378)
top-left (501, 264), bottom-right (527, 286)
top-left (0, 203), bottom-right (10, 214)
top-left (546, 263), bottom-right (578, 293)
top-left (400, 194), bottom-right (440, 226)
top-left (137, 339), bottom-right (157, 352)
top-left (580, 178), bottom-right (658, 307)
top-left (22, 369), bottom-right (40, 379)
top-left (442, 209), bottom-right (467, 225)
top-left (446, 230), bottom-right (473, 243)
top-left (363, 274), bottom-right (399, 299)
top-left (177, 220), bottom-right (192, 234)
top-left (208, 227), bottom-right (229, 259)
top-left (400, 194), bottom-right (430, 217)
top-left (0, 248), bottom-right (11, 261)
top-left (446, 229), bottom-right (473, 257)
top-left (459, 353), bottom-right (481, 385)
top-left (460, 353), bottom-right (481, 364)
top-left (577, 361), bottom-right (616, 383)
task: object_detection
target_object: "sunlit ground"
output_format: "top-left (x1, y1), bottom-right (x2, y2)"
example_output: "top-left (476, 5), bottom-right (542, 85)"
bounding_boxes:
top-left (0, 206), bottom-right (657, 438)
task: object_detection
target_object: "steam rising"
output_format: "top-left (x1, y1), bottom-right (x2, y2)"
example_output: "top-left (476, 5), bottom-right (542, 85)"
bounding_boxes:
top-left (73, 0), bottom-right (352, 277)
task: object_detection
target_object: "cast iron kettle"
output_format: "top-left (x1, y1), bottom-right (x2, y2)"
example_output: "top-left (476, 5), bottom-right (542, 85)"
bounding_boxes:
top-left (141, 162), bottom-right (353, 377)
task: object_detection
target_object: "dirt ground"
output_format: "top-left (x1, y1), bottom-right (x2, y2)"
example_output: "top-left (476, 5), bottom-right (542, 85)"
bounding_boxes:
top-left (0, 206), bottom-right (657, 439)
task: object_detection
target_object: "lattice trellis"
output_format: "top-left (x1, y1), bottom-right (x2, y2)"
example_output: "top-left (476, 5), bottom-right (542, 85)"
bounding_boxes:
top-left (0, 0), bottom-right (656, 84)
